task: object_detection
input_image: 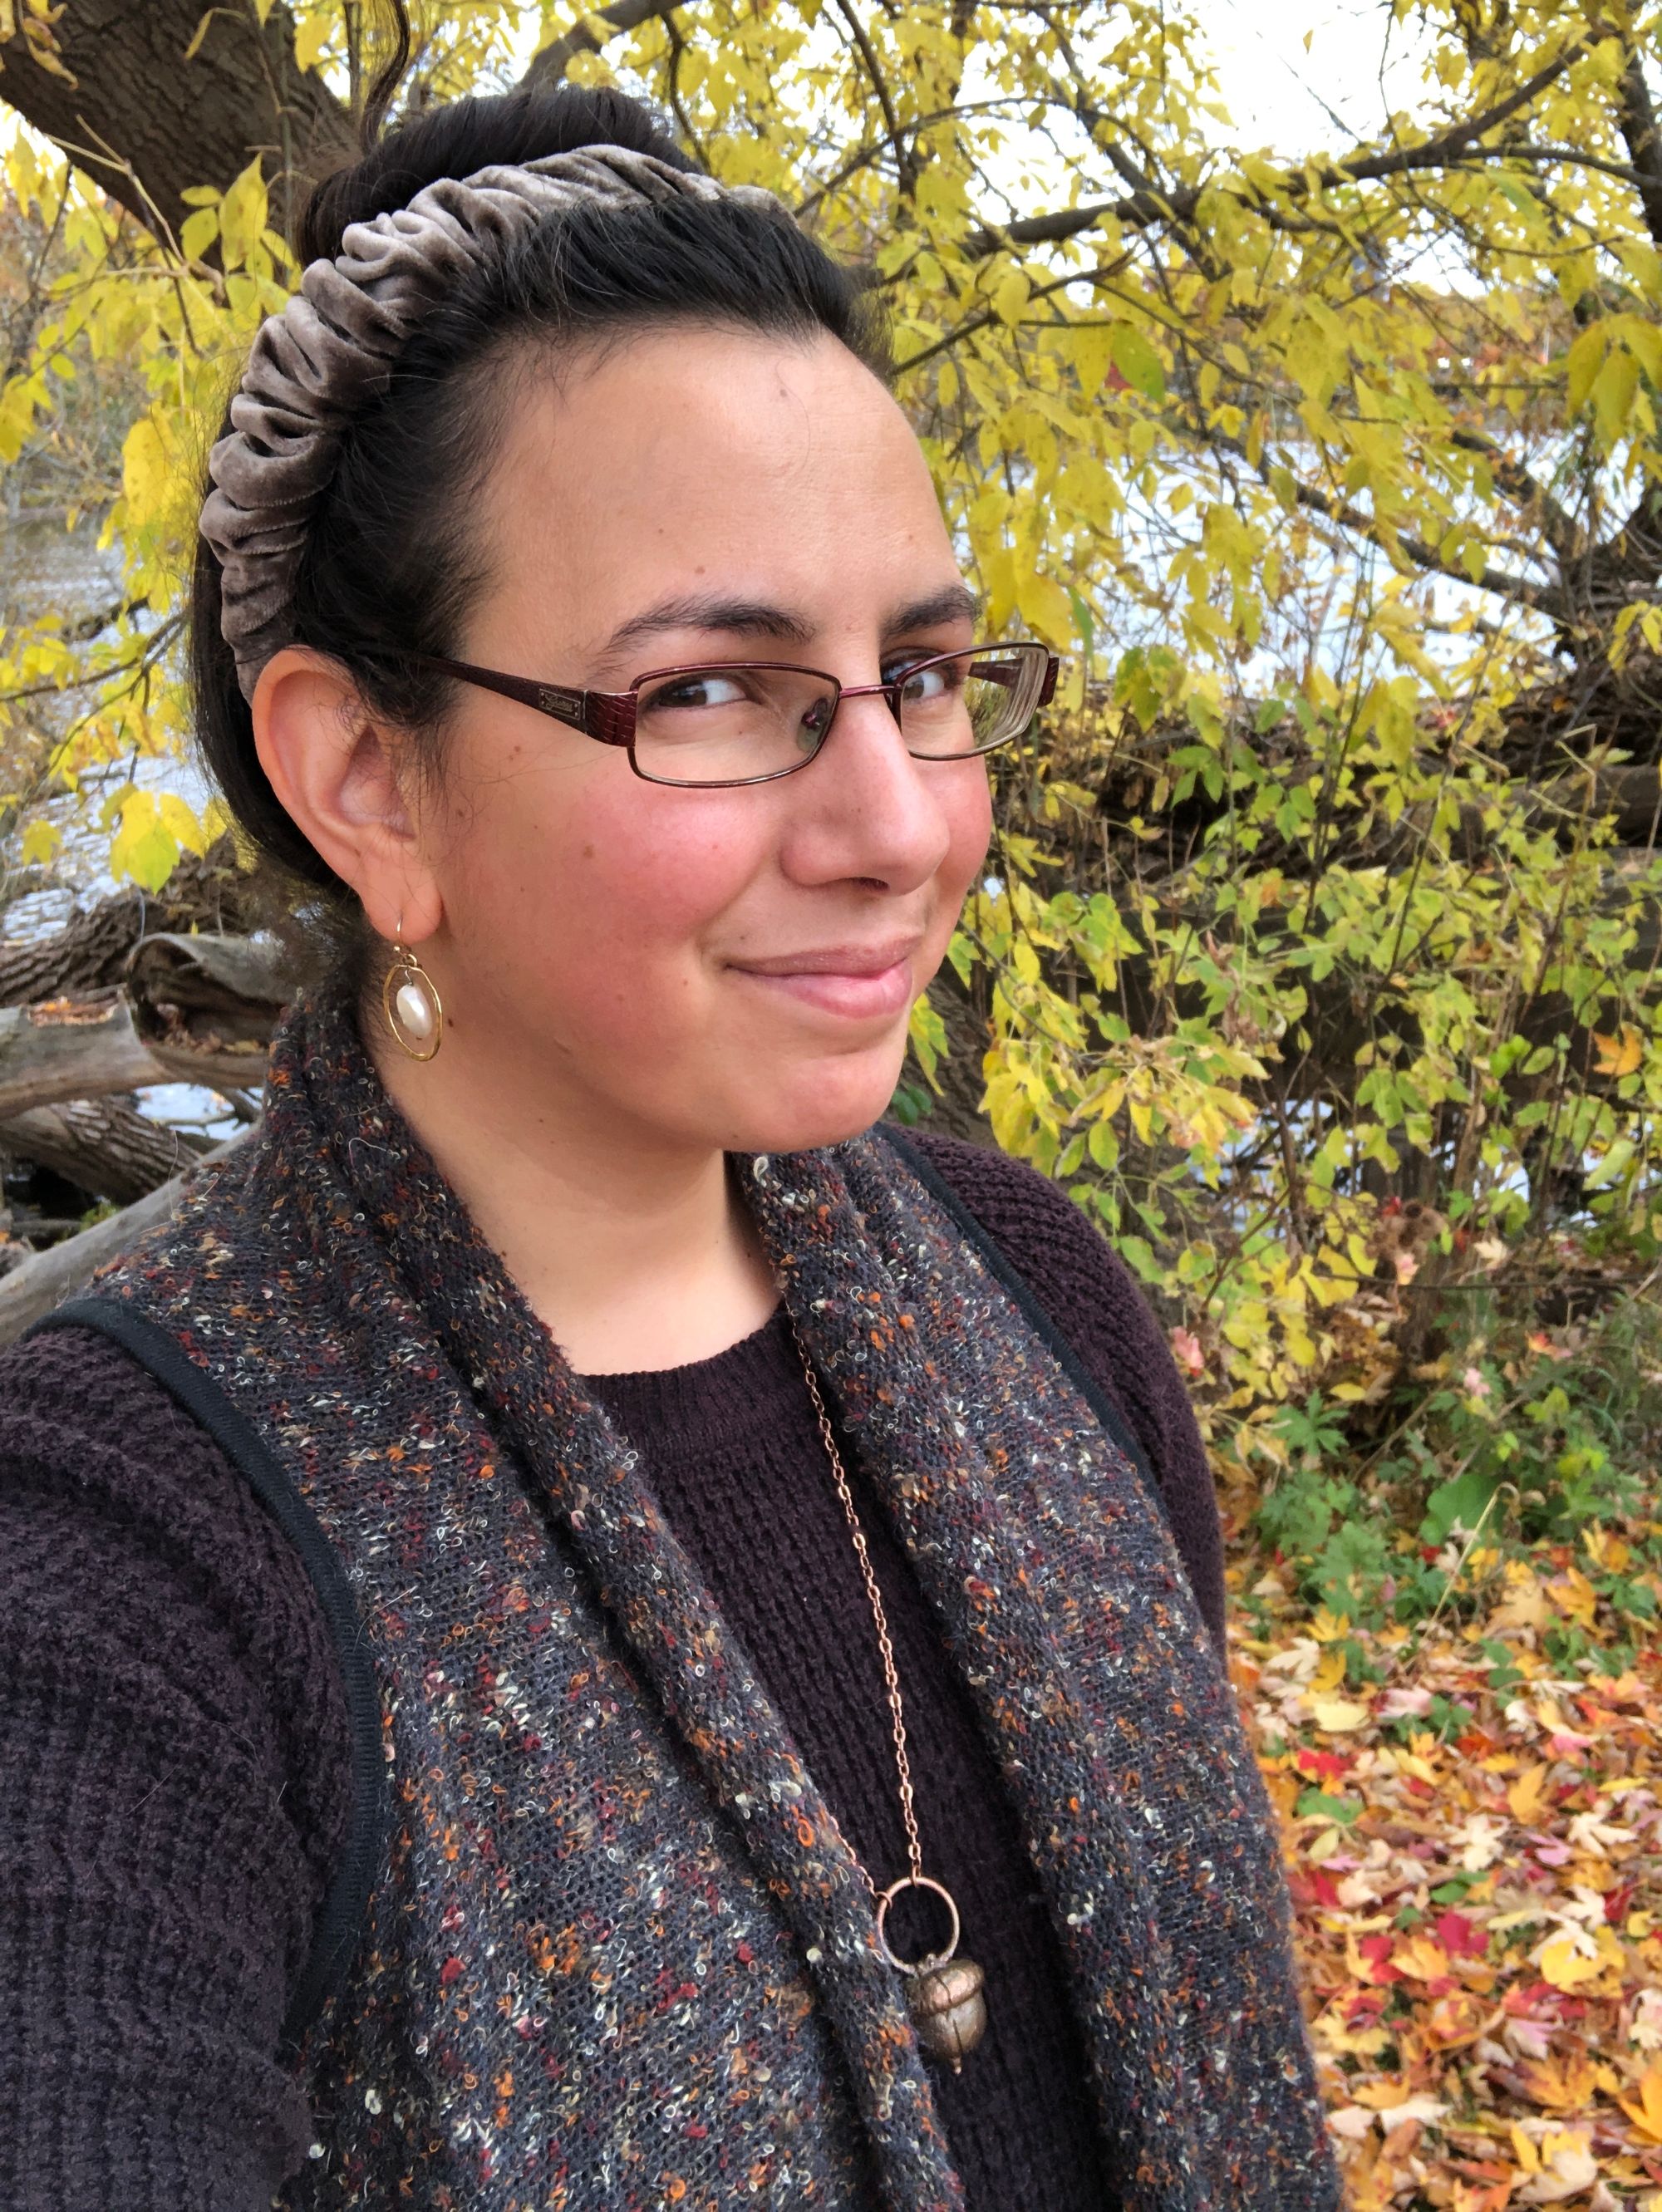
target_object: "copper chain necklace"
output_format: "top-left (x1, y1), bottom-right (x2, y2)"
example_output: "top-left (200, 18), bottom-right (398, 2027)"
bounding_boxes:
top-left (789, 1316), bottom-right (988, 2073)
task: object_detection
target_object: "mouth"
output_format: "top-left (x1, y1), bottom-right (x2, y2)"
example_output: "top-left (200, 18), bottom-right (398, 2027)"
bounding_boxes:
top-left (727, 936), bottom-right (922, 1022)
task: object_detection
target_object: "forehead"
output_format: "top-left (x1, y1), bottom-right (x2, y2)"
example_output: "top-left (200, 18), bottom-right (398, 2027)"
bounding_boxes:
top-left (470, 326), bottom-right (956, 658)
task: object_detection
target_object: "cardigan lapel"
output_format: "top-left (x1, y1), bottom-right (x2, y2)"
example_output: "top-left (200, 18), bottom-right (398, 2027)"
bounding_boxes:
top-left (743, 1138), bottom-right (1213, 2212)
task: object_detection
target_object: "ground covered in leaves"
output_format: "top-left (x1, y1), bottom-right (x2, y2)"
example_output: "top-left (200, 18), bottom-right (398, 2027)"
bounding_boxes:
top-left (1234, 1531), bottom-right (1662, 2209)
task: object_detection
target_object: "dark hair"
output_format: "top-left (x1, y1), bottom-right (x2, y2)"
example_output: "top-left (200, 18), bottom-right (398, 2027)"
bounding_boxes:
top-left (190, 81), bottom-right (889, 937)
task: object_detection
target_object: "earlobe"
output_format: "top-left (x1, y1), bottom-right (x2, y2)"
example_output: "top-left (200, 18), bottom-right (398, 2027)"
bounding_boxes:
top-left (251, 646), bottom-right (442, 943)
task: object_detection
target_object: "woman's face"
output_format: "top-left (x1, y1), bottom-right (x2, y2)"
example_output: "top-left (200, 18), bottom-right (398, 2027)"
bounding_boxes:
top-left (407, 324), bottom-right (993, 1155)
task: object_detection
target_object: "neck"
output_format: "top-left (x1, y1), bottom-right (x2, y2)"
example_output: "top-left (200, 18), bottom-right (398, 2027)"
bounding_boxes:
top-left (365, 1006), bottom-right (781, 1376)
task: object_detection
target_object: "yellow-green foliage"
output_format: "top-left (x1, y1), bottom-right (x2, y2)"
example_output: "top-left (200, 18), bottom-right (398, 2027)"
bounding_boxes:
top-left (2, 0), bottom-right (1660, 1467)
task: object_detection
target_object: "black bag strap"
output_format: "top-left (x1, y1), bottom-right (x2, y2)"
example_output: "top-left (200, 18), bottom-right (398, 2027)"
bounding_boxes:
top-left (23, 1296), bottom-right (386, 2061)
top-left (874, 1123), bottom-right (1173, 1536)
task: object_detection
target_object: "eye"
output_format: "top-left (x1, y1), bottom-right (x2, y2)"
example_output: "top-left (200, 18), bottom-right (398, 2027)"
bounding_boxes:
top-left (886, 654), bottom-right (961, 702)
top-left (645, 670), bottom-right (752, 712)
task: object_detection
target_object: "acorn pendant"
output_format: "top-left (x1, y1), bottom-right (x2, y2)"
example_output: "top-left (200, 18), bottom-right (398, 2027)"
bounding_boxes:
top-left (876, 1873), bottom-right (986, 2074)
top-left (905, 1955), bottom-right (988, 2074)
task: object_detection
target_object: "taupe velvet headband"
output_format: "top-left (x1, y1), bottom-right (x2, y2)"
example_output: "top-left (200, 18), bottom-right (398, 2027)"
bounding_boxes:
top-left (199, 146), bottom-right (781, 701)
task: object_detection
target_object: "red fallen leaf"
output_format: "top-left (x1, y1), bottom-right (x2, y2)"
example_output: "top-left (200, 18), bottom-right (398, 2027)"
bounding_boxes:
top-left (1287, 1867), bottom-right (1344, 1910)
top-left (1605, 1881), bottom-right (1639, 1923)
top-left (440, 1955), bottom-right (465, 1987)
top-left (1435, 1910), bottom-right (1490, 1959)
top-left (1503, 1980), bottom-right (1556, 2015)
top-left (1358, 1934), bottom-right (1405, 1983)
top-left (1455, 1730), bottom-right (1499, 1757)
top-left (1296, 1747), bottom-right (1355, 1782)
top-left (1345, 1987), bottom-right (1389, 2023)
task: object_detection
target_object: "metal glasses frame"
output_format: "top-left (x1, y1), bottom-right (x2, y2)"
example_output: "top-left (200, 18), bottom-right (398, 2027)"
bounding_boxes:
top-left (405, 641), bottom-right (1061, 787)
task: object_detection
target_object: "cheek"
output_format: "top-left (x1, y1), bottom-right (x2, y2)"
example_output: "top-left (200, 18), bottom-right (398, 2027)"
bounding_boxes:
top-left (928, 768), bottom-right (995, 939)
top-left (437, 758), bottom-right (763, 1040)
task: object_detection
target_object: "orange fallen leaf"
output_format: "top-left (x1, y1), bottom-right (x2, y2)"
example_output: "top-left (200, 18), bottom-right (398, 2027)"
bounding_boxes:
top-left (1517, 2051), bottom-right (1597, 2111)
top-left (1620, 2062), bottom-right (1662, 2146)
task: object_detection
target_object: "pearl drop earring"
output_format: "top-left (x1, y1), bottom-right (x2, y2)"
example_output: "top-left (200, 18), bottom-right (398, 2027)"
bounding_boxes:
top-left (383, 925), bottom-right (444, 1061)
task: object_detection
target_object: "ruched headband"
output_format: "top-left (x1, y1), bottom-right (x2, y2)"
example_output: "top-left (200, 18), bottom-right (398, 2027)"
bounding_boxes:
top-left (199, 145), bottom-right (781, 700)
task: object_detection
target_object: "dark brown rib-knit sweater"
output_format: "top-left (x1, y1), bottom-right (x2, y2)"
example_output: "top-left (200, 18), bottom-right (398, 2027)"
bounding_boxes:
top-left (0, 1129), bottom-right (1227, 2212)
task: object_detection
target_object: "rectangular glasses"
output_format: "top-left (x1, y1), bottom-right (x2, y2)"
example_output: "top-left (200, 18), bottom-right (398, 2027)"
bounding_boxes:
top-left (407, 641), bottom-right (1060, 787)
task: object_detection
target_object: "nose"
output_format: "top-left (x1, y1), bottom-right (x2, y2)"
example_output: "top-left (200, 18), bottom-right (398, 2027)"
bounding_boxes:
top-left (779, 681), bottom-right (962, 897)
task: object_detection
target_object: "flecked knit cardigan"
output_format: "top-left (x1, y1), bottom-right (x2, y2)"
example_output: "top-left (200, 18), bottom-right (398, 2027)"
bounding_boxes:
top-left (48, 984), bottom-right (1340, 2212)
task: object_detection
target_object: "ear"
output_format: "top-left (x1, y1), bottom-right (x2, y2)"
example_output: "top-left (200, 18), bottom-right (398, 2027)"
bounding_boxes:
top-left (251, 646), bottom-right (443, 944)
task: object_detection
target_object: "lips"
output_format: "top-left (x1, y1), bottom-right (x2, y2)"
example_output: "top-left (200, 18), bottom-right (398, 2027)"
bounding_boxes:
top-left (728, 936), bottom-right (921, 1021)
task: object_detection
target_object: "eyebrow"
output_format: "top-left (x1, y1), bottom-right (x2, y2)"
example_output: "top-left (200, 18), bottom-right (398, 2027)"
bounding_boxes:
top-left (600, 580), bottom-right (981, 662)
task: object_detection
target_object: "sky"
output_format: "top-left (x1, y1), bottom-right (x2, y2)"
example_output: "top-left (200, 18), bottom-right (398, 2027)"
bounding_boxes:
top-left (1175, 0), bottom-right (1433, 151)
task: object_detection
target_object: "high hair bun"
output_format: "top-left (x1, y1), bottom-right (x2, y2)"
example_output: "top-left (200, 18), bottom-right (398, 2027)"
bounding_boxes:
top-left (296, 85), bottom-right (692, 268)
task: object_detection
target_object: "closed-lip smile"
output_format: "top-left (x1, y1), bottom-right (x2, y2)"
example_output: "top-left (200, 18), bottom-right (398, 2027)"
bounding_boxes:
top-left (728, 935), bottom-right (922, 1020)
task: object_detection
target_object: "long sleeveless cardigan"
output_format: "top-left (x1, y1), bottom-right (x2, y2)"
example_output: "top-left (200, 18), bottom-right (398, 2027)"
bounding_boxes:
top-left (41, 986), bottom-right (1340, 2212)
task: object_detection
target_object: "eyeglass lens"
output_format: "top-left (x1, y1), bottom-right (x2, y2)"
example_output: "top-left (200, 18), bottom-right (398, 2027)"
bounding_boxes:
top-left (630, 646), bottom-right (1046, 785)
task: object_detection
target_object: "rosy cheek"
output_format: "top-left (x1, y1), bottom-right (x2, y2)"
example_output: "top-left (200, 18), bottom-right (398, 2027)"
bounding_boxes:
top-left (475, 774), bottom-right (763, 1019)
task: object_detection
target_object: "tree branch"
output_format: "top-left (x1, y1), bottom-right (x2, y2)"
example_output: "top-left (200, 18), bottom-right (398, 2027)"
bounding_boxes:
top-left (1446, 426), bottom-right (1583, 565)
top-left (519, 0), bottom-right (680, 92)
top-left (963, 39), bottom-right (1587, 259)
top-left (830, 0), bottom-right (916, 198)
top-left (0, 0), bottom-right (353, 249)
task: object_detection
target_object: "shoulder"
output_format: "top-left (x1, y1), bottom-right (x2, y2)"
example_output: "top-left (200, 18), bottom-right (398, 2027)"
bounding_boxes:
top-left (896, 1126), bottom-right (1158, 1350)
top-left (0, 1316), bottom-right (349, 1901)
top-left (0, 1315), bottom-right (342, 2202)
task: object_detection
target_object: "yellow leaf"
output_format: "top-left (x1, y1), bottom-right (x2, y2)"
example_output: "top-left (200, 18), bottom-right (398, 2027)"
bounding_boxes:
top-left (19, 817), bottom-right (59, 868)
top-left (1507, 1764), bottom-right (1549, 1824)
top-left (110, 792), bottom-right (181, 895)
top-left (121, 413), bottom-right (172, 530)
top-left (293, 12), bottom-right (330, 70)
top-left (179, 206), bottom-right (218, 263)
top-left (182, 7), bottom-right (214, 61)
top-left (1392, 1934), bottom-right (1451, 1983)
top-left (1310, 1695), bottom-right (1369, 1733)
top-left (1071, 325), bottom-right (1116, 398)
top-left (218, 156), bottom-right (268, 274)
top-left (1537, 1933), bottom-right (1601, 1991)
top-left (1564, 322), bottom-right (1608, 416)
top-left (991, 267), bottom-right (1029, 327)
top-left (155, 791), bottom-right (210, 857)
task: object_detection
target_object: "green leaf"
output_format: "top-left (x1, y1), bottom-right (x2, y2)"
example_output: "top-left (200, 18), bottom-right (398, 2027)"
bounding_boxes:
top-left (1296, 1789), bottom-right (1361, 1826)
top-left (1109, 324), bottom-right (1165, 403)
top-left (1419, 1468), bottom-right (1500, 1546)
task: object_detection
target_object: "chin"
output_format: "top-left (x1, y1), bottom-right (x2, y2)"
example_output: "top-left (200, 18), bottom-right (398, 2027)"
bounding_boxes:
top-left (716, 1048), bottom-right (906, 1156)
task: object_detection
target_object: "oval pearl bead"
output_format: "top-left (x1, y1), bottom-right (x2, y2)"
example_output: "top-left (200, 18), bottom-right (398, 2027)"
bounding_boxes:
top-left (395, 978), bottom-right (435, 1040)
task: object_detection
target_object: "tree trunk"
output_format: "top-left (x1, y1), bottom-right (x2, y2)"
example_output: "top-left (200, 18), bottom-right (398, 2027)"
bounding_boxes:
top-left (0, 0), bottom-right (355, 248)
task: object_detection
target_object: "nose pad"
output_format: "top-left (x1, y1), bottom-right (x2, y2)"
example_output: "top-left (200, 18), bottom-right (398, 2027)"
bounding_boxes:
top-left (796, 691), bottom-right (837, 756)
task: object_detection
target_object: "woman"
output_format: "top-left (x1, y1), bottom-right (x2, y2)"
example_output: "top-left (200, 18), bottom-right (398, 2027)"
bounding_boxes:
top-left (0, 72), bottom-right (1339, 2212)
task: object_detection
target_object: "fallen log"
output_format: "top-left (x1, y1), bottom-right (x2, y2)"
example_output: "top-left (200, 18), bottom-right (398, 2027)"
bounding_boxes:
top-left (0, 1127), bottom-right (253, 1346)
top-left (125, 931), bottom-right (287, 1080)
top-left (0, 934), bottom-right (286, 1119)
top-left (0, 840), bottom-right (258, 1007)
top-left (0, 992), bottom-right (167, 1118)
top-left (0, 1097), bottom-right (212, 1204)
